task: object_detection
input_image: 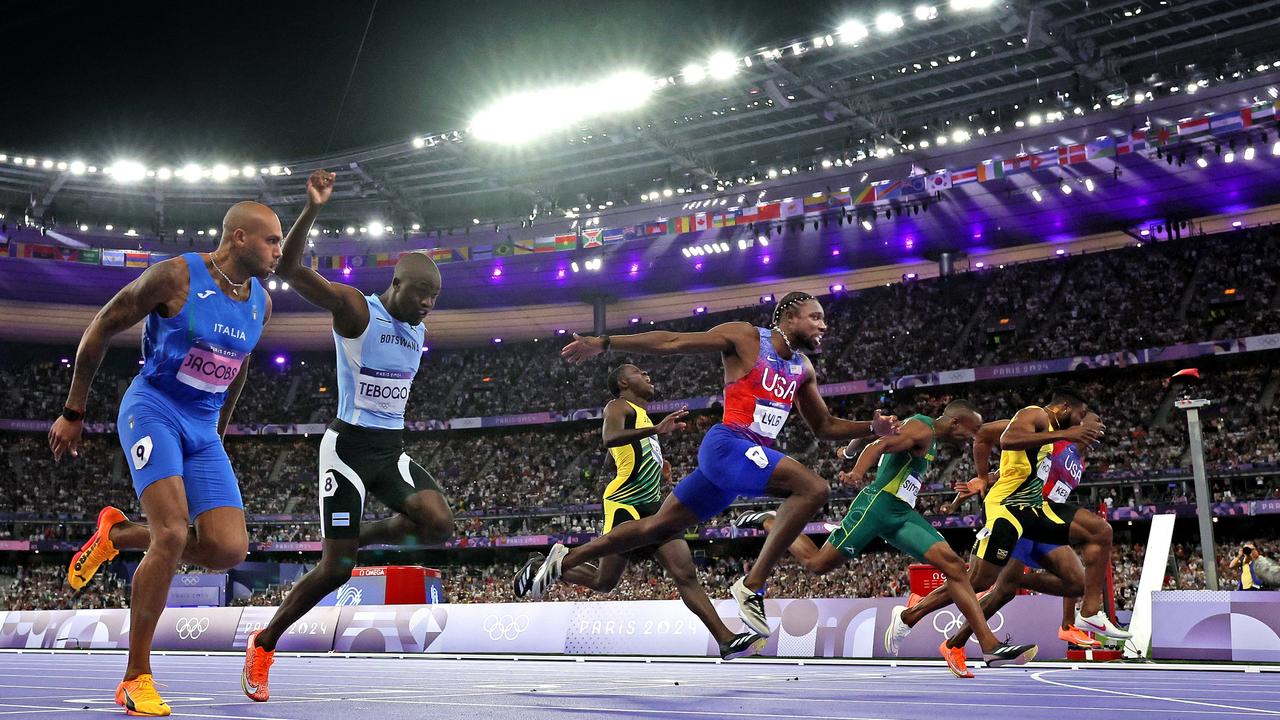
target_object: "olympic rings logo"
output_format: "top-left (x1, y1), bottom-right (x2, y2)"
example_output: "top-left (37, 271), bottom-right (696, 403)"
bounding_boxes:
top-left (482, 613), bottom-right (530, 641)
top-left (931, 609), bottom-right (1004, 645)
top-left (179, 575), bottom-right (201, 586)
top-left (175, 617), bottom-right (211, 640)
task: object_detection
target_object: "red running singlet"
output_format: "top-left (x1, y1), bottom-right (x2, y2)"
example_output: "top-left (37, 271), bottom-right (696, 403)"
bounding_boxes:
top-left (721, 327), bottom-right (808, 446)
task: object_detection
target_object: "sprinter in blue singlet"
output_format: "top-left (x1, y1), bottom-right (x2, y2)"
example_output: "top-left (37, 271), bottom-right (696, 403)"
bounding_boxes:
top-left (239, 171), bottom-right (454, 703)
top-left (52, 200), bottom-right (282, 716)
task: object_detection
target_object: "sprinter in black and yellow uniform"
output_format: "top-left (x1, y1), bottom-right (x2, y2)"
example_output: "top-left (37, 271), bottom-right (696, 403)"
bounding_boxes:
top-left (896, 387), bottom-right (1122, 660)
top-left (513, 364), bottom-right (766, 660)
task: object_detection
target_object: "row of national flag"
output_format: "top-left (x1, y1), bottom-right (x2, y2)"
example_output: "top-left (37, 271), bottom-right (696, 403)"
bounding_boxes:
top-left (5, 100), bottom-right (1278, 274)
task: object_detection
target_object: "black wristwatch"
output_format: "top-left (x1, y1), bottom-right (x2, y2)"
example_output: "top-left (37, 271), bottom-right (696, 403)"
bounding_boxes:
top-left (600, 334), bottom-right (612, 353)
top-left (61, 406), bottom-right (84, 422)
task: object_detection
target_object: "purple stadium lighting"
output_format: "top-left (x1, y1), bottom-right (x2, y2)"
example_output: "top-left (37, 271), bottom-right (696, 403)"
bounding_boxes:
top-left (555, 329), bottom-right (567, 335)
top-left (1055, 248), bottom-right (1066, 256)
top-left (829, 283), bottom-right (844, 293)
top-left (630, 316), bottom-right (641, 324)
top-left (492, 337), bottom-right (503, 344)
top-left (555, 268), bottom-right (566, 280)
top-left (904, 272), bottom-right (917, 280)
top-left (831, 248), bottom-right (841, 256)
top-left (1232, 220), bottom-right (1244, 228)
top-left (695, 261), bottom-right (704, 270)
top-left (629, 263), bottom-right (639, 274)
top-left (694, 306), bottom-right (707, 314)
top-left (1140, 229), bottom-right (1151, 237)
top-left (421, 346), bottom-right (429, 353)
top-left (342, 266), bottom-right (352, 277)
top-left (760, 294), bottom-right (774, 303)
top-left (60, 357), bottom-right (69, 364)
top-left (274, 355), bottom-right (286, 365)
top-left (975, 261), bottom-right (986, 268)
top-left (491, 266), bottom-right (503, 278)
top-left (761, 255), bottom-right (770, 265)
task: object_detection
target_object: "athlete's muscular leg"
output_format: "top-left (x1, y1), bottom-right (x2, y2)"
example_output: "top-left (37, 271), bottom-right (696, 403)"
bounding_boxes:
top-left (255, 538), bottom-right (358, 653)
top-left (945, 558), bottom-right (1023, 650)
top-left (559, 495), bottom-right (700, 572)
top-left (359, 489), bottom-right (454, 547)
top-left (562, 555), bottom-right (628, 592)
top-left (1030, 545), bottom-right (1086, 598)
top-left (654, 539), bottom-right (737, 645)
top-left (901, 556), bottom-right (1001, 629)
top-left (758, 515), bottom-right (844, 574)
top-left (927, 543), bottom-right (1003, 652)
top-left (124, 477), bottom-right (191, 680)
top-left (107, 507), bottom-right (248, 570)
top-left (744, 458), bottom-right (830, 591)
top-left (1067, 508), bottom-right (1112, 617)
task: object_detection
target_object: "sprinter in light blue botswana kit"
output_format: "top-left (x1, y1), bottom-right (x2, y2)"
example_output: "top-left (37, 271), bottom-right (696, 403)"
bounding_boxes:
top-left (240, 170), bottom-right (455, 702)
top-left (50, 200), bottom-right (281, 716)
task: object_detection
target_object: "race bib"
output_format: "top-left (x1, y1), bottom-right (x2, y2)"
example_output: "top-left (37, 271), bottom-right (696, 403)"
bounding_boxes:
top-left (895, 473), bottom-right (923, 508)
top-left (176, 341), bottom-right (245, 393)
top-left (1047, 479), bottom-right (1072, 503)
top-left (750, 400), bottom-right (790, 439)
top-left (1036, 456), bottom-right (1053, 481)
top-left (354, 367), bottom-right (414, 415)
top-left (648, 436), bottom-right (663, 467)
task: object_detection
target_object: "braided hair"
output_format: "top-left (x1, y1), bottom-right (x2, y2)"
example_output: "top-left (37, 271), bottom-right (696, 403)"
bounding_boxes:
top-left (771, 291), bottom-right (815, 329)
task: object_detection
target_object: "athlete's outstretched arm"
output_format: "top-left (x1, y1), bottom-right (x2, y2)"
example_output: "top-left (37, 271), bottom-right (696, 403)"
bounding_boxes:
top-left (792, 356), bottom-right (899, 442)
top-left (217, 296), bottom-right (271, 438)
top-left (276, 170), bottom-right (368, 337)
top-left (601, 399), bottom-right (688, 448)
top-left (1000, 406), bottom-right (1102, 450)
top-left (561, 321), bottom-right (753, 363)
top-left (49, 260), bottom-right (185, 460)
top-left (842, 420), bottom-right (928, 486)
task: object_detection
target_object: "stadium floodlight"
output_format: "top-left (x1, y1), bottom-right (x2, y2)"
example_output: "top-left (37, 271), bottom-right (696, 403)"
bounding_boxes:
top-left (707, 51), bottom-right (737, 80)
top-left (70, 161), bottom-right (86, 175)
top-left (471, 70), bottom-right (655, 145)
top-left (104, 224), bottom-right (114, 231)
top-left (412, 136), bottom-right (426, 149)
top-left (79, 224), bottom-right (89, 232)
top-left (1244, 145), bottom-right (1256, 161)
top-left (1224, 151), bottom-right (1236, 163)
top-left (1084, 177), bottom-right (1096, 191)
top-left (1031, 189), bottom-right (1043, 202)
top-left (1060, 183), bottom-right (1072, 195)
top-left (951, 0), bottom-right (995, 9)
top-left (837, 20), bottom-right (869, 43)
top-left (1273, 140), bottom-right (1280, 156)
top-left (181, 163), bottom-right (202, 181)
top-left (110, 160), bottom-right (147, 183)
top-left (211, 164), bottom-right (231, 182)
top-left (368, 222), bottom-right (385, 238)
top-left (208, 228), bottom-right (218, 237)
top-left (875, 12), bottom-right (904, 33)
top-left (241, 164), bottom-right (255, 177)
top-left (41, 159), bottom-right (53, 169)
top-left (682, 63), bottom-right (707, 83)
top-left (861, 219), bottom-right (873, 231)
top-left (157, 167), bottom-right (173, 181)
top-left (412, 223), bottom-right (421, 231)
top-left (915, 5), bottom-right (938, 20)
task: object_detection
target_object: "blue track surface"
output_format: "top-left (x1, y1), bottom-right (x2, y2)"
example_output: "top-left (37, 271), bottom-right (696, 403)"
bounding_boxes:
top-left (1, 652), bottom-right (1276, 719)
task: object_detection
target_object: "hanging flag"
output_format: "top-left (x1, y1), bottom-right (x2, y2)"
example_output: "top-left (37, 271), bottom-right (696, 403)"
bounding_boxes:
top-left (453, 247), bottom-right (470, 262)
top-left (1118, 130), bottom-right (1147, 155)
top-left (872, 180), bottom-right (902, 201)
top-left (779, 198), bottom-right (804, 218)
top-left (803, 192), bottom-right (830, 213)
top-left (1176, 117), bottom-right (1209, 138)
top-left (494, 240), bottom-right (516, 257)
top-left (720, 210), bottom-right (738, 227)
top-left (852, 185), bottom-right (876, 204)
top-left (471, 244), bottom-right (494, 261)
top-left (102, 249), bottom-right (126, 267)
top-left (642, 222), bottom-right (668, 236)
top-left (900, 176), bottom-right (930, 196)
top-left (976, 159), bottom-right (1004, 182)
top-left (693, 212), bottom-right (709, 231)
top-left (1085, 137), bottom-right (1116, 160)
top-left (950, 167), bottom-right (978, 185)
top-left (374, 252), bottom-right (397, 267)
top-left (580, 228), bottom-right (604, 248)
top-left (554, 233), bottom-right (578, 250)
top-left (513, 239), bottom-right (535, 255)
top-left (927, 171), bottom-right (952, 191)
top-left (533, 236), bottom-right (558, 252)
top-left (1208, 109), bottom-right (1251, 134)
top-left (18, 243), bottom-right (58, 260)
top-left (73, 248), bottom-right (101, 264)
top-left (348, 255), bottom-right (367, 268)
top-left (602, 227), bottom-right (628, 244)
top-left (739, 202), bottom-right (781, 222)
top-left (710, 212), bottom-right (725, 229)
top-left (149, 252), bottom-right (172, 264)
top-left (1251, 101), bottom-right (1276, 123)
top-left (1058, 144), bottom-right (1087, 165)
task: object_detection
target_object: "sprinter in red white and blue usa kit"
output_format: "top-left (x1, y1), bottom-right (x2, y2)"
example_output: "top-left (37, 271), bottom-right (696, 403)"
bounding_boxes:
top-left (526, 291), bottom-right (900, 639)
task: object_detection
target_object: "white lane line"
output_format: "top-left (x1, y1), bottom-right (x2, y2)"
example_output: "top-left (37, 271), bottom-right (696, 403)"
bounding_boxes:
top-left (1031, 669), bottom-right (1280, 716)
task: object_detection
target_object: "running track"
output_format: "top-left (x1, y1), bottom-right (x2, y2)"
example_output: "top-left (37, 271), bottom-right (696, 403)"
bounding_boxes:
top-left (0, 651), bottom-right (1276, 719)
